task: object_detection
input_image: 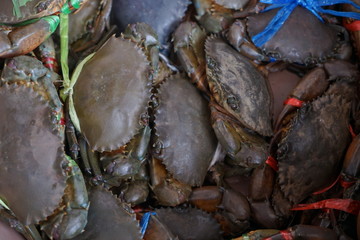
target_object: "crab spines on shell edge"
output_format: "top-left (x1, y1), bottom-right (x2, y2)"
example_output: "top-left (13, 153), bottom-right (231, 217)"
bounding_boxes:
top-left (0, 83), bottom-right (67, 226)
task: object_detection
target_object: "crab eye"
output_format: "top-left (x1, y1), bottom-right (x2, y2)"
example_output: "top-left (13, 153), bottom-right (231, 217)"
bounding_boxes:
top-left (36, 0), bottom-right (50, 13)
top-left (227, 96), bottom-right (238, 110)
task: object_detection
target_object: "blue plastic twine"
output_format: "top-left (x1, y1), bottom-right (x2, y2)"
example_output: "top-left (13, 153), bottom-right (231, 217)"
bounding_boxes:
top-left (140, 212), bottom-right (156, 237)
top-left (252, 0), bottom-right (360, 47)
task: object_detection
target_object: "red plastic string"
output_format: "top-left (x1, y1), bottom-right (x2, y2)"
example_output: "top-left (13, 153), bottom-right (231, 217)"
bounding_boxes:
top-left (291, 199), bottom-right (360, 215)
top-left (340, 176), bottom-right (356, 189)
top-left (312, 175), bottom-right (340, 195)
top-left (262, 230), bottom-right (293, 240)
top-left (42, 57), bottom-right (58, 71)
top-left (283, 98), bottom-right (303, 108)
top-left (343, 19), bottom-right (360, 32)
top-left (42, 57), bottom-right (57, 63)
top-left (60, 118), bottom-right (66, 126)
top-left (348, 124), bottom-right (357, 138)
top-left (280, 230), bottom-right (293, 240)
top-left (265, 156), bottom-right (278, 171)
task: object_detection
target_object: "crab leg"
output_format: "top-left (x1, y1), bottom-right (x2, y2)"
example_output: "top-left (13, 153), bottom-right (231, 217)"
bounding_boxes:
top-left (41, 157), bottom-right (89, 240)
top-left (0, 16), bottom-right (59, 58)
top-left (0, 206), bottom-right (42, 240)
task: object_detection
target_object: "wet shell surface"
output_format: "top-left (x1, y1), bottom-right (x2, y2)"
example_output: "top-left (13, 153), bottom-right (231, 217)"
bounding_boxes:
top-left (111, 0), bottom-right (190, 47)
top-left (72, 186), bottom-right (141, 240)
top-left (1, 0), bottom-right (66, 23)
top-left (156, 207), bottom-right (222, 240)
top-left (277, 94), bottom-right (352, 204)
top-left (205, 36), bottom-right (273, 136)
top-left (247, 7), bottom-right (342, 64)
top-left (153, 74), bottom-right (218, 186)
top-left (0, 84), bottom-right (66, 225)
top-left (73, 35), bottom-right (151, 152)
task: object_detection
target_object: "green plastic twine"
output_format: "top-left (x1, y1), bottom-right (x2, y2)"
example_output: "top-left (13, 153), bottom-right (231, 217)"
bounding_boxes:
top-left (61, 0), bottom-right (82, 14)
top-left (67, 52), bottom-right (95, 132)
top-left (60, 13), bottom-right (70, 101)
top-left (42, 15), bottom-right (60, 33)
top-left (0, 198), bottom-right (10, 211)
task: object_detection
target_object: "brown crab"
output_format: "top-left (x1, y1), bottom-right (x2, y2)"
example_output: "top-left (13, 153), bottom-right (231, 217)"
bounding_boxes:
top-left (71, 186), bottom-right (141, 240)
top-left (111, 0), bottom-right (190, 53)
top-left (151, 73), bottom-right (218, 186)
top-left (0, 0), bottom-right (90, 58)
top-left (0, 55), bottom-right (89, 240)
top-left (173, 22), bottom-right (271, 168)
top-left (68, 0), bottom-right (112, 53)
top-left (155, 207), bottom-right (222, 240)
top-left (228, 6), bottom-right (353, 65)
top-left (193, 0), bottom-right (258, 33)
top-left (67, 23), bottom-right (174, 206)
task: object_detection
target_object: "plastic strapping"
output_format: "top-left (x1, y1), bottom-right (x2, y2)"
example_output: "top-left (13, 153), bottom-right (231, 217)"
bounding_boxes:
top-left (343, 19), bottom-right (360, 31)
top-left (265, 156), bottom-right (279, 171)
top-left (312, 175), bottom-right (340, 195)
top-left (280, 230), bottom-right (293, 240)
top-left (291, 198), bottom-right (360, 215)
top-left (283, 98), bottom-right (303, 108)
top-left (140, 212), bottom-right (156, 238)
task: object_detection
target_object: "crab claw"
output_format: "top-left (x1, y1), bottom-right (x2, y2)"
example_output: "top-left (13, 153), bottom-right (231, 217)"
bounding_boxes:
top-left (0, 16), bottom-right (59, 58)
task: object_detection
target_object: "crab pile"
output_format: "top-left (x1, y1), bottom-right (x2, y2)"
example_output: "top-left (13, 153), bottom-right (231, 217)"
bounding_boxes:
top-left (0, 0), bottom-right (360, 239)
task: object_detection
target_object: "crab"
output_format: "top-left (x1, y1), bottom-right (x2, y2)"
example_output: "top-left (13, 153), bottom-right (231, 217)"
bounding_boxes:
top-left (0, 55), bottom-right (89, 240)
top-left (68, 0), bottom-right (112, 53)
top-left (0, 0), bottom-right (91, 58)
top-left (111, 0), bottom-right (190, 54)
top-left (193, 0), bottom-right (258, 33)
top-left (189, 186), bottom-right (251, 236)
top-left (154, 207), bottom-right (222, 240)
top-left (71, 186), bottom-right (141, 240)
top-left (248, 60), bottom-right (359, 228)
top-left (67, 23), bottom-right (173, 205)
top-left (174, 21), bottom-right (272, 167)
top-left (149, 156), bottom-right (192, 206)
top-left (227, 6), bottom-right (353, 65)
top-left (151, 73), bottom-right (218, 187)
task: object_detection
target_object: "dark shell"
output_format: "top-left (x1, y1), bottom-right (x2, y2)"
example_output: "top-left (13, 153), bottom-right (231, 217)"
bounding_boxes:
top-left (0, 84), bottom-right (66, 225)
top-left (205, 36), bottom-right (273, 136)
top-left (73, 35), bottom-right (150, 151)
top-left (156, 207), bottom-right (222, 240)
top-left (72, 186), bottom-right (141, 240)
top-left (0, 0), bottom-right (66, 23)
top-left (143, 213), bottom-right (177, 240)
top-left (111, 0), bottom-right (190, 49)
top-left (268, 69), bottom-right (300, 124)
top-left (277, 94), bottom-right (351, 204)
top-left (153, 74), bottom-right (218, 186)
top-left (247, 7), bottom-right (342, 64)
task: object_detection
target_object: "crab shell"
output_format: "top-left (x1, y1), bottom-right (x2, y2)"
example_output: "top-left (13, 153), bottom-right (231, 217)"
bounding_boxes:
top-left (0, 84), bottom-right (67, 225)
top-left (1, 0), bottom-right (66, 23)
top-left (276, 94), bottom-right (352, 207)
top-left (71, 186), bottom-right (141, 240)
top-left (111, 0), bottom-right (190, 50)
top-left (156, 207), bottom-right (222, 240)
top-left (247, 7), bottom-right (347, 65)
top-left (205, 36), bottom-right (273, 136)
top-left (153, 74), bottom-right (218, 186)
top-left (68, 0), bottom-right (112, 52)
top-left (73, 35), bottom-right (151, 152)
